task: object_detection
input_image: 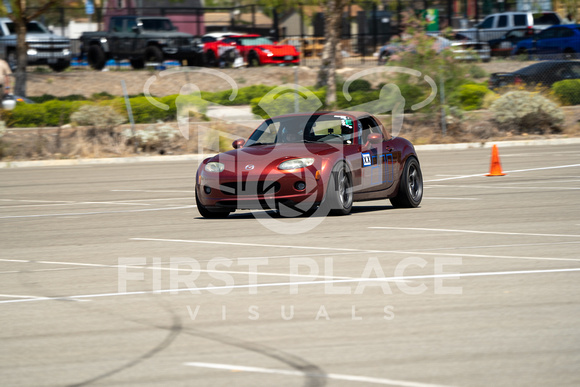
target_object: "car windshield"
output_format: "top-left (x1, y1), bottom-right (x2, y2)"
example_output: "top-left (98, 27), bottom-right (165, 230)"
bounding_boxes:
top-left (6, 22), bottom-right (47, 34)
top-left (141, 19), bottom-right (175, 31)
top-left (515, 62), bottom-right (559, 75)
top-left (240, 37), bottom-right (274, 46)
top-left (246, 114), bottom-right (355, 146)
top-left (533, 13), bottom-right (560, 25)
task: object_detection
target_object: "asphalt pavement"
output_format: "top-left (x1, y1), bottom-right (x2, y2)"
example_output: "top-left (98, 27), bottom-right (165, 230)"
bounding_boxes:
top-left (0, 143), bottom-right (579, 387)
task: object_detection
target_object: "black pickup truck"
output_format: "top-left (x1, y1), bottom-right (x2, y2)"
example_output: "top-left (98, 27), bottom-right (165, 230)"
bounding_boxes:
top-left (80, 16), bottom-right (203, 70)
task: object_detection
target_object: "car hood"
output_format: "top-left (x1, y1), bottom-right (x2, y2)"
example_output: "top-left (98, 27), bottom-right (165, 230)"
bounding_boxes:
top-left (4, 32), bottom-right (70, 42)
top-left (207, 143), bottom-right (343, 170)
top-left (255, 44), bottom-right (297, 55)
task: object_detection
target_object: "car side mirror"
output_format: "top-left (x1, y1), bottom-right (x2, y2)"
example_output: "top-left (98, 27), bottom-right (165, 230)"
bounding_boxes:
top-left (232, 139), bottom-right (245, 149)
top-left (367, 133), bottom-right (383, 144)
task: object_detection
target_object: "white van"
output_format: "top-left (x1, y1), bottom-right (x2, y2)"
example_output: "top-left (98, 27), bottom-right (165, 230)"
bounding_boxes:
top-left (455, 12), bottom-right (562, 41)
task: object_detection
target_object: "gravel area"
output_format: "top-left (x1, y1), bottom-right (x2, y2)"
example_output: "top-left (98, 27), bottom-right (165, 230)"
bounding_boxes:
top-left (24, 60), bottom-right (537, 98)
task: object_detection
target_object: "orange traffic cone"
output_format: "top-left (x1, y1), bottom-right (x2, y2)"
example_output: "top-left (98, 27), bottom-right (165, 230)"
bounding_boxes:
top-left (486, 144), bottom-right (506, 176)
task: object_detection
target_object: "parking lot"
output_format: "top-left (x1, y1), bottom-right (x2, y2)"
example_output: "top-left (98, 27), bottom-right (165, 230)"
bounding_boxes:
top-left (1, 142), bottom-right (579, 386)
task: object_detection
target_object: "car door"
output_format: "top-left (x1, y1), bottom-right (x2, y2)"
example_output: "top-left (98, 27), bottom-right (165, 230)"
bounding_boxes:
top-left (535, 27), bottom-right (560, 55)
top-left (357, 116), bottom-right (395, 193)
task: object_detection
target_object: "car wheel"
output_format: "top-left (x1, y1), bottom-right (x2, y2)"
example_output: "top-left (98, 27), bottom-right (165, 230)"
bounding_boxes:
top-left (563, 49), bottom-right (575, 60)
top-left (49, 61), bottom-right (70, 72)
top-left (205, 50), bottom-right (217, 67)
top-left (195, 191), bottom-right (231, 219)
top-left (87, 45), bottom-right (106, 70)
top-left (7, 49), bottom-right (17, 70)
top-left (144, 46), bottom-right (164, 64)
top-left (322, 163), bottom-right (353, 216)
top-left (130, 59), bottom-right (145, 69)
top-left (378, 52), bottom-right (389, 65)
top-left (248, 51), bottom-right (260, 67)
top-left (390, 157), bottom-right (423, 208)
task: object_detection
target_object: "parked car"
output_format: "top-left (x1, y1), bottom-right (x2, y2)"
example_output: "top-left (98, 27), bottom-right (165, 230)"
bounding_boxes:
top-left (513, 24), bottom-right (580, 58)
top-left (488, 60), bottom-right (580, 89)
top-left (80, 16), bottom-right (203, 70)
top-left (377, 35), bottom-right (490, 64)
top-left (488, 27), bottom-right (538, 56)
top-left (455, 11), bottom-right (561, 42)
top-left (0, 17), bottom-right (71, 72)
top-left (203, 34), bottom-right (300, 67)
top-left (195, 111), bottom-right (423, 218)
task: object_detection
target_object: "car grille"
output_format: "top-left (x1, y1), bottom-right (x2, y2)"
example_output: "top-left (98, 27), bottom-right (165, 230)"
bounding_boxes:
top-left (220, 181), bottom-right (281, 196)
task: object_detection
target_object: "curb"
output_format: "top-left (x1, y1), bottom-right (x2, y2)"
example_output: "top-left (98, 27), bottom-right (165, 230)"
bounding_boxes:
top-left (1, 137), bottom-right (579, 169)
top-left (414, 137), bottom-right (580, 151)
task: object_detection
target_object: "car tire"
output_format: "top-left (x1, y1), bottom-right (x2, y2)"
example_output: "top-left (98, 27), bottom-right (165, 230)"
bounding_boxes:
top-left (87, 45), bottom-right (106, 70)
top-left (390, 157), bottom-right (423, 208)
top-left (195, 191), bottom-right (231, 219)
top-left (248, 51), bottom-right (260, 67)
top-left (322, 163), bottom-right (353, 216)
top-left (49, 61), bottom-right (70, 72)
top-left (205, 50), bottom-right (217, 67)
top-left (516, 48), bottom-right (527, 57)
top-left (130, 59), bottom-right (145, 69)
top-left (144, 46), bottom-right (164, 64)
top-left (563, 49), bottom-right (575, 60)
top-left (378, 52), bottom-right (389, 65)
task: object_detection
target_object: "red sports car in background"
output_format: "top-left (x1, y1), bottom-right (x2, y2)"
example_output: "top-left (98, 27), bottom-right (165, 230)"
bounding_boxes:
top-left (195, 111), bottom-right (423, 218)
top-left (203, 34), bottom-right (300, 67)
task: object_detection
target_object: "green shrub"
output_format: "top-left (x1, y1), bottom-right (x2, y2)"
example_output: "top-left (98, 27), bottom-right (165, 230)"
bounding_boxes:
top-left (203, 85), bottom-right (277, 106)
top-left (490, 91), bottom-right (564, 133)
top-left (5, 103), bottom-right (47, 127)
top-left (448, 83), bottom-right (490, 111)
top-left (340, 79), bottom-right (372, 92)
top-left (28, 94), bottom-right (86, 103)
top-left (552, 79), bottom-right (580, 106)
top-left (43, 100), bottom-right (88, 126)
top-left (251, 88), bottom-right (326, 118)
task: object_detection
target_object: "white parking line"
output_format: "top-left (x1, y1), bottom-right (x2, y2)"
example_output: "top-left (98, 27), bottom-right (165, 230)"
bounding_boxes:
top-left (426, 184), bottom-right (580, 191)
top-left (0, 201), bottom-right (152, 209)
top-left (0, 258), bottom-right (357, 281)
top-left (425, 163), bottom-right (580, 182)
top-left (368, 226), bottom-right (580, 238)
top-left (131, 238), bottom-right (580, 262)
top-left (1, 267), bottom-right (579, 305)
top-left (0, 205), bottom-right (195, 219)
top-left (422, 197), bottom-right (479, 200)
top-left (111, 189), bottom-right (195, 193)
top-left (184, 362), bottom-right (453, 387)
top-left (0, 293), bottom-right (51, 300)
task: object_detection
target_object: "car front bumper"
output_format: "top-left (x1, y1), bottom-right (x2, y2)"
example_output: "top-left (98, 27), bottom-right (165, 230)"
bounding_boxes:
top-left (197, 167), bottom-right (324, 210)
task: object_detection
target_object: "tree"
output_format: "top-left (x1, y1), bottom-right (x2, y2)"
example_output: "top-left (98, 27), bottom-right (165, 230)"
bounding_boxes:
top-left (0, 0), bottom-right (62, 96)
top-left (252, 0), bottom-right (346, 108)
top-left (314, 0), bottom-right (344, 107)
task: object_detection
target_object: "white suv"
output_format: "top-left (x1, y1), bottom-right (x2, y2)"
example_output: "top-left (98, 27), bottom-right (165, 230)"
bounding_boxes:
top-left (455, 12), bottom-right (562, 42)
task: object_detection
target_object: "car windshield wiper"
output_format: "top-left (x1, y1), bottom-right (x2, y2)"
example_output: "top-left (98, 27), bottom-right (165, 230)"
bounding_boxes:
top-left (247, 142), bottom-right (273, 147)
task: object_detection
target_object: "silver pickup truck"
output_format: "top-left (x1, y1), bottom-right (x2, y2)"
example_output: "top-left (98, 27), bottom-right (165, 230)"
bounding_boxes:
top-left (0, 17), bottom-right (71, 72)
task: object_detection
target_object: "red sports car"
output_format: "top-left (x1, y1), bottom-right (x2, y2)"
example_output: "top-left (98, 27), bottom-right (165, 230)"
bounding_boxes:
top-left (195, 111), bottom-right (423, 218)
top-left (204, 34), bottom-right (299, 67)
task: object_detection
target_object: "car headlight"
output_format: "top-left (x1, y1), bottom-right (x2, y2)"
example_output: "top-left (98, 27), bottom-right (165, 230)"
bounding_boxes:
top-left (258, 47), bottom-right (273, 56)
top-left (278, 158), bottom-right (314, 170)
top-left (205, 162), bottom-right (225, 173)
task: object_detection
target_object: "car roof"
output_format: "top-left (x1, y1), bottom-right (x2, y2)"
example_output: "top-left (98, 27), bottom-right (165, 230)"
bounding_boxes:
top-left (270, 111), bottom-right (373, 120)
top-left (515, 60), bottom-right (576, 74)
